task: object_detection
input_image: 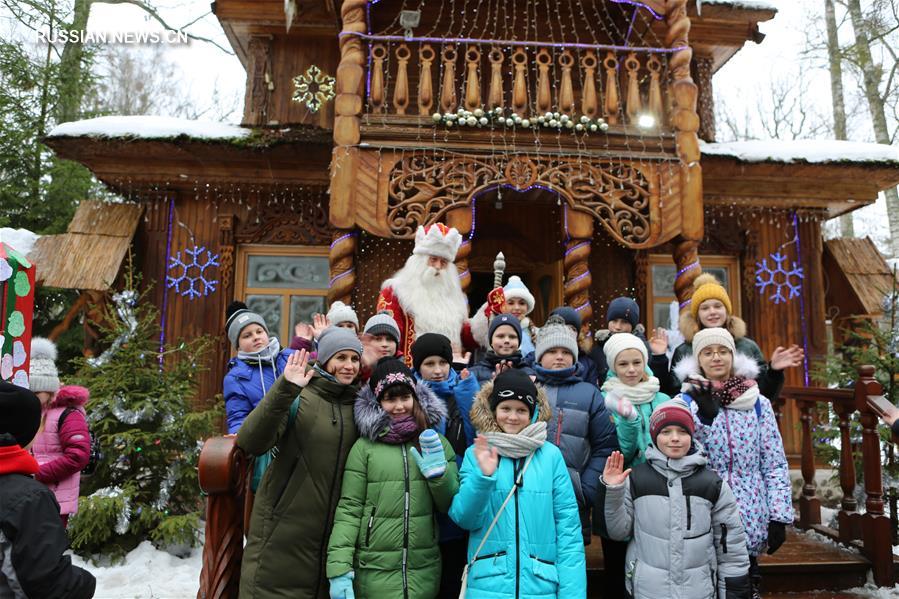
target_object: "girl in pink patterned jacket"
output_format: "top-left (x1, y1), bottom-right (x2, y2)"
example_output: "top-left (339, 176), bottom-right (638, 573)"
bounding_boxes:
top-left (29, 338), bottom-right (91, 527)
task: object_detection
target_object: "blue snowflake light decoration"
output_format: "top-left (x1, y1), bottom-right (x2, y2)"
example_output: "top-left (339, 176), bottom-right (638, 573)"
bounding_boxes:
top-left (166, 245), bottom-right (220, 300)
top-left (755, 251), bottom-right (804, 304)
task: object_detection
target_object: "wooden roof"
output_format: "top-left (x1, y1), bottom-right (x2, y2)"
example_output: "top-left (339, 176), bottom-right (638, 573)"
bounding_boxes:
top-left (824, 237), bottom-right (895, 315)
top-left (31, 200), bottom-right (143, 291)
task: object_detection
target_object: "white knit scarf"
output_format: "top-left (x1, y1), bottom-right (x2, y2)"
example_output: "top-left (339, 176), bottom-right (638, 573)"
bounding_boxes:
top-left (601, 376), bottom-right (660, 406)
top-left (483, 421), bottom-right (547, 458)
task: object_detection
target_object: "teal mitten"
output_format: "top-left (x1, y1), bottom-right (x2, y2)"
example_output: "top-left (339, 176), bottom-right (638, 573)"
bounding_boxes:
top-left (329, 571), bottom-right (354, 599)
top-left (410, 429), bottom-right (446, 479)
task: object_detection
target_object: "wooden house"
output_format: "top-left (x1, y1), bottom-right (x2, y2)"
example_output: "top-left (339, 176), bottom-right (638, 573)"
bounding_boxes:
top-left (40, 0), bottom-right (899, 593)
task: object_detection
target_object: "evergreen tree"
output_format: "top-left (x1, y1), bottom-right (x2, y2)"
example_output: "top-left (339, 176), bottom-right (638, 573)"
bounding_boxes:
top-left (67, 276), bottom-right (221, 560)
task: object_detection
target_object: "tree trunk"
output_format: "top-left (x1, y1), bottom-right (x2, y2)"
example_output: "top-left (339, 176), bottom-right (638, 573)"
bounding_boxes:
top-left (826, 0), bottom-right (855, 237)
top-left (847, 0), bottom-right (899, 256)
top-left (54, 0), bottom-right (93, 123)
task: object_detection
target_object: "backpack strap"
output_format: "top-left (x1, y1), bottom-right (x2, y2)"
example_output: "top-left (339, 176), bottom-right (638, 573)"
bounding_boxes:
top-left (754, 397), bottom-right (762, 419)
top-left (58, 407), bottom-right (77, 429)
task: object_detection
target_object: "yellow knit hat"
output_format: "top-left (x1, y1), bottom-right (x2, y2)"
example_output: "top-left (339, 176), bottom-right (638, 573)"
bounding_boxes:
top-left (690, 273), bottom-right (732, 318)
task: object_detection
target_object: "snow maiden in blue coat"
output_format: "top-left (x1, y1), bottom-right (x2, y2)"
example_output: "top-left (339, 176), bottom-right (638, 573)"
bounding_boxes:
top-left (450, 369), bottom-right (587, 599)
top-left (222, 301), bottom-right (293, 433)
top-left (674, 327), bottom-right (793, 598)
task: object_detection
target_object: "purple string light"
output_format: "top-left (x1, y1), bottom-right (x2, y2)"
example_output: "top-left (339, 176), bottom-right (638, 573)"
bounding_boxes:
top-left (330, 231), bottom-right (357, 248)
top-left (575, 301), bottom-right (592, 313)
top-left (624, 8), bottom-right (638, 46)
top-left (340, 31), bottom-right (686, 54)
top-left (158, 198), bottom-right (175, 367)
top-left (679, 299), bottom-right (692, 310)
top-left (611, 0), bottom-right (664, 20)
top-left (329, 267), bottom-right (356, 286)
top-left (792, 211), bottom-right (811, 386)
top-left (677, 260), bottom-right (700, 277)
top-left (565, 241), bottom-right (590, 257)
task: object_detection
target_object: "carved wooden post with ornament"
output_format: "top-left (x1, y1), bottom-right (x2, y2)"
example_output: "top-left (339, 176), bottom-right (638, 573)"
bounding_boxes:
top-left (446, 206), bottom-right (473, 294)
top-left (563, 209), bottom-right (593, 332)
top-left (328, 229), bottom-right (357, 306)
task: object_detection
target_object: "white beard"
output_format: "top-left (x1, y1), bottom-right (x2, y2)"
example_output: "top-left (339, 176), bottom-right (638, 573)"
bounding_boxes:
top-left (384, 254), bottom-right (469, 346)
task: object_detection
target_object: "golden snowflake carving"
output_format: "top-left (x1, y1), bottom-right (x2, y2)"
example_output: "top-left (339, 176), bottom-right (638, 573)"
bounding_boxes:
top-left (291, 65), bottom-right (335, 113)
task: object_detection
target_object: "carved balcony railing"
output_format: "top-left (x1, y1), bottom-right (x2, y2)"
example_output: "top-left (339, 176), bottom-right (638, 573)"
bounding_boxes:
top-left (778, 366), bottom-right (897, 587)
top-left (362, 41), bottom-right (670, 134)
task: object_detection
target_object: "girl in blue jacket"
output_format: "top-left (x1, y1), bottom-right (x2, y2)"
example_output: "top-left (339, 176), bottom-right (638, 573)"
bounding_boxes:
top-left (449, 369), bottom-right (587, 599)
top-left (222, 301), bottom-right (294, 434)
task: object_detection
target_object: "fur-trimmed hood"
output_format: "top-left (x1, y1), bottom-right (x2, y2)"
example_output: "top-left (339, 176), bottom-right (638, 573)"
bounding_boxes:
top-left (469, 378), bottom-right (551, 434)
top-left (673, 351), bottom-right (761, 386)
top-left (594, 323), bottom-right (646, 344)
top-left (51, 385), bottom-right (89, 409)
top-left (678, 311), bottom-right (747, 343)
top-left (354, 378), bottom-right (447, 441)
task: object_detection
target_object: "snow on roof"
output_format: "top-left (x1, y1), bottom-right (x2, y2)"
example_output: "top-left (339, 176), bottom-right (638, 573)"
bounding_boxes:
top-left (47, 115), bottom-right (250, 141)
top-left (701, 139), bottom-right (899, 166)
top-left (0, 228), bottom-right (39, 257)
top-left (699, 0), bottom-right (778, 11)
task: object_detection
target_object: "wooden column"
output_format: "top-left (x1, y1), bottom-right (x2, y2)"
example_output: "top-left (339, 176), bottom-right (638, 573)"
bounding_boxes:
top-left (328, 229), bottom-right (357, 306)
top-left (854, 365), bottom-right (893, 586)
top-left (797, 399), bottom-right (821, 527)
top-left (563, 208), bottom-right (594, 331)
top-left (672, 237), bottom-right (701, 308)
top-left (243, 36), bottom-right (272, 126)
top-left (446, 206), bottom-right (473, 295)
top-left (798, 215), bottom-right (828, 357)
top-left (197, 436), bottom-right (247, 599)
top-left (692, 55), bottom-right (715, 142)
top-left (834, 400), bottom-right (860, 544)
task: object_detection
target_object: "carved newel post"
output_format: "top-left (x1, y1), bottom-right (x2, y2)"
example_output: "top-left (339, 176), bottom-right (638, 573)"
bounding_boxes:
top-left (328, 229), bottom-right (357, 306)
top-left (563, 209), bottom-right (593, 332)
top-left (446, 206), bottom-right (473, 294)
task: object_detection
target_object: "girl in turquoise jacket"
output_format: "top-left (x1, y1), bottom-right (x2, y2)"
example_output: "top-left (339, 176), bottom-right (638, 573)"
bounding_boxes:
top-left (600, 333), bottom-right (671, 468)
top-left (449, 369), bottom-right (586, 599)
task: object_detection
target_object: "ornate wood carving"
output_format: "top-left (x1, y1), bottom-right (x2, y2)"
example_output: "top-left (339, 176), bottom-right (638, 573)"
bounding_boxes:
top-left (564, 209), bottom-right (594, 330)
top-left (236, 192), bottom-right (332, 245)
top-left (328, 229), bottom-right (357, 305)
top-left (197, 436), bottom-right (247, 599)
top-left (446, 206), bottom-right (473, 294)
top-left (693, 55), bottom-right (716, 142)
top-left (244, 36), bottom-right (273, 126)
top-left (634, 250), bottom-right (648, 306)
top-left (672, 237), bottom-right (701, 308)
top-left (386, 155), bottom-right (654, 247)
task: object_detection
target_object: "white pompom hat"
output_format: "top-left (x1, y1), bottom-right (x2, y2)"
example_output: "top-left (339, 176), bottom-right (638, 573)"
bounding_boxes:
top-left (327, 301), bottom-right (359, 328)
top-left (29, 337), bottom-right (60, 394)
top-left (503, 276), bottom-right (535, 314)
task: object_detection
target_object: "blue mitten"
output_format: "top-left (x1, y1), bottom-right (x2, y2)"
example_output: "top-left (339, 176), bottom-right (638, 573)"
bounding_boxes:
top-left (410, 429), bottom-right (446, 479)
top-left (329, 571), bottom-right (355, 599)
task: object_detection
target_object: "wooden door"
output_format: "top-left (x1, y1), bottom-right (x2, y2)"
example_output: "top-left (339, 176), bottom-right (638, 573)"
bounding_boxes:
top-left (525, 261), bottom-right (564, 327)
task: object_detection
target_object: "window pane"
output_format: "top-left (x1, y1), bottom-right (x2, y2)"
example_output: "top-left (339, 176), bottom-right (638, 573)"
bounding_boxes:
top-left (654, 302), bottom-right (674, 330)
top-left (245, 295), bottom-right (282, 338)
top-left (651, 264), bottom-right (676, 297)
top-left (247, 255), bottom-right (329, 289)
top-left (705, 266), bottom-right (729, 288)
top-left (290, 296), bottom-right (326, 329)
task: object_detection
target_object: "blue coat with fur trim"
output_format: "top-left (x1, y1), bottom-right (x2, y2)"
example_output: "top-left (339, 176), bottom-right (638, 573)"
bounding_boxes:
top-left (223, 348), bottom-right (292, 433)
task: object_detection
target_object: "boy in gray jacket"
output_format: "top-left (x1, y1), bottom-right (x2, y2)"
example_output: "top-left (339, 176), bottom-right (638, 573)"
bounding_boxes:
top-left (596, 398), bottom-right (751, 599)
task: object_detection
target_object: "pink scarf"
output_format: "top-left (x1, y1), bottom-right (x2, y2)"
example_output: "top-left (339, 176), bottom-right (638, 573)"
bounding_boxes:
top-left (379, 415), bottom-right (420, 444)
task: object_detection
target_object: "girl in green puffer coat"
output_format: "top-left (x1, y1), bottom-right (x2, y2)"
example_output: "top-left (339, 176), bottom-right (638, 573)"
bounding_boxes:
top-left (327, 357), bottom-right (460, 599)
top-left (600, 333), bottom-right (671, 468)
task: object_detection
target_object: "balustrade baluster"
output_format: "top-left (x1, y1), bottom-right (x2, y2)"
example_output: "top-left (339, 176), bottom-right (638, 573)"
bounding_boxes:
top-left (487, 47), bottom-right (504, 110)
top-left (370, 43), bottom-right (387, 113)
top-left (418, 44), bottom-right (435, 116)
top-left (834, 401), bottom-right (859, 544)
top-left (625, 52), bottom-right (642, 123)
top-left (440, 44), bottom-right (458, 114)
top-left (603, 52), bottom-right (620, 124)
top-left (647, 55), bottom-right (664, 122)
top-left (798, 399), bottom-right (822, 527)
top-left (580, 50), bottom-right (600, 119)
top-left (536, 48), bottom-right (552, 114)
top-left (393, 43), bottom-right (410, 115)
top-left (511, 48), bottom-right (529, 116)
top-left (558, 50), bottom-right (575, 114)
top-left (464, 45), bottom-right (482, 111)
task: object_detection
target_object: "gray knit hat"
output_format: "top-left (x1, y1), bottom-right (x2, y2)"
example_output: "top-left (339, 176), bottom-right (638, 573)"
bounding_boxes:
top-left (225, 301), bottom-right (268, 349)
top-left (317, 326), bottom-right (363, 367)
top-left (29, 337), bottom-right (60, 394)
top-left (363, 311), bottom-right (401, 343)
top-left (535, 315), bottom-right (579, 362)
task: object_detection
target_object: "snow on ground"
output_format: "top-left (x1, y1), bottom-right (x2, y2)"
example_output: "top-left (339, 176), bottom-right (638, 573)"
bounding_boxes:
top-left (47, 115), bottom-right (250, 140)
top-left (701, 139), bottom-right (899, 165)
top-left (0, 228), bottom-right (39, 256)
top-left (70, 541), bottom-right (202, 599)
top-left (700, 0), bottom-right (778, 11)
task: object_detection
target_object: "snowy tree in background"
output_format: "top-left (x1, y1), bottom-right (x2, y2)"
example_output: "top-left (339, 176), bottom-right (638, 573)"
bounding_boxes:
top-left (67, 272), bottom-right (220, 560)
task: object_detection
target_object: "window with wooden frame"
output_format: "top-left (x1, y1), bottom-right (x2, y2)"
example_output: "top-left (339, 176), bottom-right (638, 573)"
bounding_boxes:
top-left (234, 245), bottom-right (330, 343)
top-left (646, 255), bottom-right (741, 331)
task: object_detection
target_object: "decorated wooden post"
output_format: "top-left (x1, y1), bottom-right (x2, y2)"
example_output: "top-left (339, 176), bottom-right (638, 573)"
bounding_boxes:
top-left (563, 208), bottom-right (593, 331)
top-left (0, 242), bottom-right (35, 387)
top-left (446, 206), bottom-right (473, 294)
top-left (328, 229), bottom-right (357, 306)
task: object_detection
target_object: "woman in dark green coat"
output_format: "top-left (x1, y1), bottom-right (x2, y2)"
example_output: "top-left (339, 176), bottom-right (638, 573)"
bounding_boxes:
top-left (327, 358), bottom-right (459, 599)
top-left (237, 327), bottom-right (364, 599)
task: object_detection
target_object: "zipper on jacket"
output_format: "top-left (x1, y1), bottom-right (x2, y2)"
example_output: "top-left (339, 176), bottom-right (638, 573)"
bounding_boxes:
top-left (401, 445), bottom-right (411, 599)
top-left (724, 409), bottom-right (734, 485)
top-left (514, 457), bottom-right (521, 599)
top-left (366, 506), bottom-right (376, 546)
top-left (529, 555), bottom-right (555, 565)
top-left (685, 494), bottom-right (692, 531)
top-left (720, 524), bottom-right (728, 554)
top-left (316, 401), bottom-right (345, 598)
top-left (473, 550), bottom-right (507, 562)
top-left (555, 409), bottom-right (564, 445)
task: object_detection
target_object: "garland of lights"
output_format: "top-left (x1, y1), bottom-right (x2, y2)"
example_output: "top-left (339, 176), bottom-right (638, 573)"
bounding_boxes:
top-left (432, 106), bottom-right (611, 133)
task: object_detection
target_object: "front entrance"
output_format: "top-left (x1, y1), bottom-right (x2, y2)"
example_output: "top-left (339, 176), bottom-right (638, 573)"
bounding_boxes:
top-left (464, 188), bottom-right (564, 327)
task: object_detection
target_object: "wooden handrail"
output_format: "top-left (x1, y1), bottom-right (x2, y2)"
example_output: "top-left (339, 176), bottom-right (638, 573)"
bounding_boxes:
top-left (786, 366), bottom-right (896, 586)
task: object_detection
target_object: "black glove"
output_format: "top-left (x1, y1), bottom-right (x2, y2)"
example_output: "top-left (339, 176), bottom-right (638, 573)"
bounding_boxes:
top-left (689, 379), bottom-right (719, 424)
top-left (766, 521), bottom-right (786, 555)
